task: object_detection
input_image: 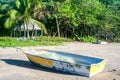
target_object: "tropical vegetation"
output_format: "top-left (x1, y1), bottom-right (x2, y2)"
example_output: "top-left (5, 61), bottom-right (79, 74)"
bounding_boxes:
top-left (0, 36), bottom-right (72, 47)
top-left (0, 0), bottom-right (120, 43)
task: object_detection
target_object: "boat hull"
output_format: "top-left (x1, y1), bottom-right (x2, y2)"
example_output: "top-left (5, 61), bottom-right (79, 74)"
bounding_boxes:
top-left (22, 49), bottom-right (106, 77)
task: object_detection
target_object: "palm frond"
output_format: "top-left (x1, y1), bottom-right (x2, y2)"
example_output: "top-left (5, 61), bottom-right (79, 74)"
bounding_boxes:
top-left (0, 4), bottom-right (9, 11)
top-left (16, 0), bottom-right (21, 9)
top-left (33, 0), bottom-right (42, 9)
top-left (8, 9), bottom-right (18, 19)
top-left (4, 18), bottom-right (15, 29)
top-left (0, 14), bottom-right (3, 18)
top-left (32, 19), bottom-right (47, 34)
top-left (24, 15), bottom-right (31, 24)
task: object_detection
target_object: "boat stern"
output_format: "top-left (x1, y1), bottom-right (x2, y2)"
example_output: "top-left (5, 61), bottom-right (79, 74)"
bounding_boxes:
top-left (89, 60), bottom-right (106, 77)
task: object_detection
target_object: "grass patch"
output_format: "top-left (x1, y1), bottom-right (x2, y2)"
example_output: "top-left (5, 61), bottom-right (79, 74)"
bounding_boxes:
top-left (0, 37), bottom-right (73, 47)
top-left (113, 37), bottom-right (120, 42)
top-left (78, 36), bottom-right (97, 43)
top-left (36, 36), bottom-right (72, 42)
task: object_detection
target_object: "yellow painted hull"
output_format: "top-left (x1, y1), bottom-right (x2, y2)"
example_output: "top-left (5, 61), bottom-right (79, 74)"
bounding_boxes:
top-left (22, 49), bottom-right (106, 77)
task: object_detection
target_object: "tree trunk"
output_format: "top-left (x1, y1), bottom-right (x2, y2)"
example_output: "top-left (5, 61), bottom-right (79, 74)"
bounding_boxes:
top-left (10, 30), bottom-right (12, 37)
top-left (35, 29), bottom-right (37, 38)
top-left (32, 30), bottom-right (34, 38)
top-left (41, 30), bottom-right (43, 36)
top-left (26, 23), bottom-right (29, 39)
top-left (65, 27), bottom-right (67, 38)
top-left (72, 27), bottom-right (75, 35)
top-left (24, 30), bottom-right (26, 38)
top-left (24, 22), bottom-right (29, 39)
top-left (67, 27), bottom-right (79, 41)
top-left (27, 29), bottom-right (29, 39)
top-left (32, 24), bottom-right (35, 38)
top-left (55, 17), bottom-right (60, 37)
top-left (20, 30), bottom-right (21, 37)
top-left (14, 30), bottom-right (15, 37)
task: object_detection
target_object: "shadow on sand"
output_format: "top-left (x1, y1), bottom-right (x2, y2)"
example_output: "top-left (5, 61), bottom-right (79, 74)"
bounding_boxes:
top-left (1, 59), bottom-right (79, 76)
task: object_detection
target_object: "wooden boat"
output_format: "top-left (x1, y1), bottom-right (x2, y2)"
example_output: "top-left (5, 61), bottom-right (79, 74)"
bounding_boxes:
top-left (22, 49), bottom-right (106, 77)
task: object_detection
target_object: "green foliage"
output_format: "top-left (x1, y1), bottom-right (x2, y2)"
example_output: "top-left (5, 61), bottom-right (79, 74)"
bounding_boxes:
top-left (0, 0), bottom-right (120, 42)
top-left (113, 38), bottom-right (120, 42)
top-left (16, 0), bottom-right (21, 9)
top-left (0, 14), bottom-right (2, 18)
top-left (36, 36), bottom-right (73, 42)
top-left (2, 0), bottom-right (47, 35)
top-left (78, 36), bottom-right (97, 42)
top-left (0, 37), bottom-right (72, 47)
top-left (0, 4), bottom-right (9, 11)
top-left (4, 18), bottom-right (15, 29)
top-left (32, 19), bottom-right (47, 34)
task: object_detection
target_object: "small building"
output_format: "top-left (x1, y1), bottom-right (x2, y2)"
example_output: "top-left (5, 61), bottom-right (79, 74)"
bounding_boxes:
top-left (13, 19), bottom-right (43, 39)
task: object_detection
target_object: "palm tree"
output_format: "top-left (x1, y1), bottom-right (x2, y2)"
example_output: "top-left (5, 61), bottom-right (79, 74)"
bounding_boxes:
top-left (4, 0), bottom-right (47, 38)
top-left (0, 1), bottom-right (14, 36)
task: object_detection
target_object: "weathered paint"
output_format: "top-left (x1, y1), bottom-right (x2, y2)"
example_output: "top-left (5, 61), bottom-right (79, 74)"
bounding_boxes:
top-left (90, 60), bottom-right (106, 76)
top-left (22, 49), bottom-right (106, 77)
top-left (27, 54), bottom-right (54, 68)
top-left (99, 60), bottom-right (106, 69)
top-left (90, 64), bottom-right (99, 75)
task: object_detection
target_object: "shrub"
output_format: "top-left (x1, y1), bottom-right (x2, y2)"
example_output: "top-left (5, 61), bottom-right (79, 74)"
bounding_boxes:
top-left (36, 36), bottom-right (73, 42)
top-left (78, 36), bottom-right (97, 43)
top-left (113, 37), bottom-right (120, 42)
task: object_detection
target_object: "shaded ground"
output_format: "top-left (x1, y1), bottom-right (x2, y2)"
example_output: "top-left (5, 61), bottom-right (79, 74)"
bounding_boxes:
top-left (0, 42), bottom-right (120, 80)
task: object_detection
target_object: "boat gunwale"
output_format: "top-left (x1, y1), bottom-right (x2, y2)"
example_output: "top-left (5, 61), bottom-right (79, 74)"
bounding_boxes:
top-left (21, 49), bottom-right (106, 67)
top-left (22, 49), bottom-right (91, 67)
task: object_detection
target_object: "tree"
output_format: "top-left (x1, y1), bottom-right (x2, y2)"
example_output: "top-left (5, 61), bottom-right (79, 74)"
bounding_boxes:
top-left (0, 1), bottom-right (13, 36)
top-left (61, 0), bottom-right (105, 38)
top-left (3, 0), bottom-right (47, 38)
top-left (42, 0), bottom-right (72, 37)
top-left (98, 0), bottom-right (120, 40)
top-left (0, 0), bottom-right (120, 42)
top-left (42, 0), bottom-right (61, 37)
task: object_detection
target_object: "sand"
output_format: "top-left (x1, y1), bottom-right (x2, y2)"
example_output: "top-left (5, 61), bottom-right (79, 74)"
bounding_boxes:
top-left (0, 42), bottom-right (120, 80)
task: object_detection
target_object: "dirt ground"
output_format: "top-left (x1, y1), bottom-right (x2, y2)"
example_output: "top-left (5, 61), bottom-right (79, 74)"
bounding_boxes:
top-left (0, 42), bottom-right (120, 80)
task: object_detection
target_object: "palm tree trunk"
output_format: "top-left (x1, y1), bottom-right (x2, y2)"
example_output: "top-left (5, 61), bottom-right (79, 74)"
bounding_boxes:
top-left (24, 22), bottom-right (29, 39)
top-left (20, 29), bottom-right (21, 37)
top-left (41, 30), bottom-right (43, 36)
top-left (26, 23), bottom-right (30, 39)
top-left (32, 29), bottom-right (34, 38)
top-left (32, 24), bottom-right (35, 38)
top-left (35, 29), bottom-right (37, 38)
top-left (14, 30), bottom-right (15, 37)
top-left (65, 28), bottom-right (67, 38)
top-left (24, 30), bottom-right (26, 38)
top-left (10, 30), bottom-right (12, 37)
top-left (55, 17), bottom-right (60, 37)
top-left (27, 29), bottom-right (29, 39)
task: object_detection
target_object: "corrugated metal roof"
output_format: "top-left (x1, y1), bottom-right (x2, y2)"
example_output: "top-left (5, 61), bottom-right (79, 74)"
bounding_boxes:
top-left (14, 19), bottom-right (41, 31)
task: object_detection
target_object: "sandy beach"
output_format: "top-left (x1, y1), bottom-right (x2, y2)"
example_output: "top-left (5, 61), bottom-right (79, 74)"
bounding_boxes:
top-left (0, 42), bottom-right (120, 80)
